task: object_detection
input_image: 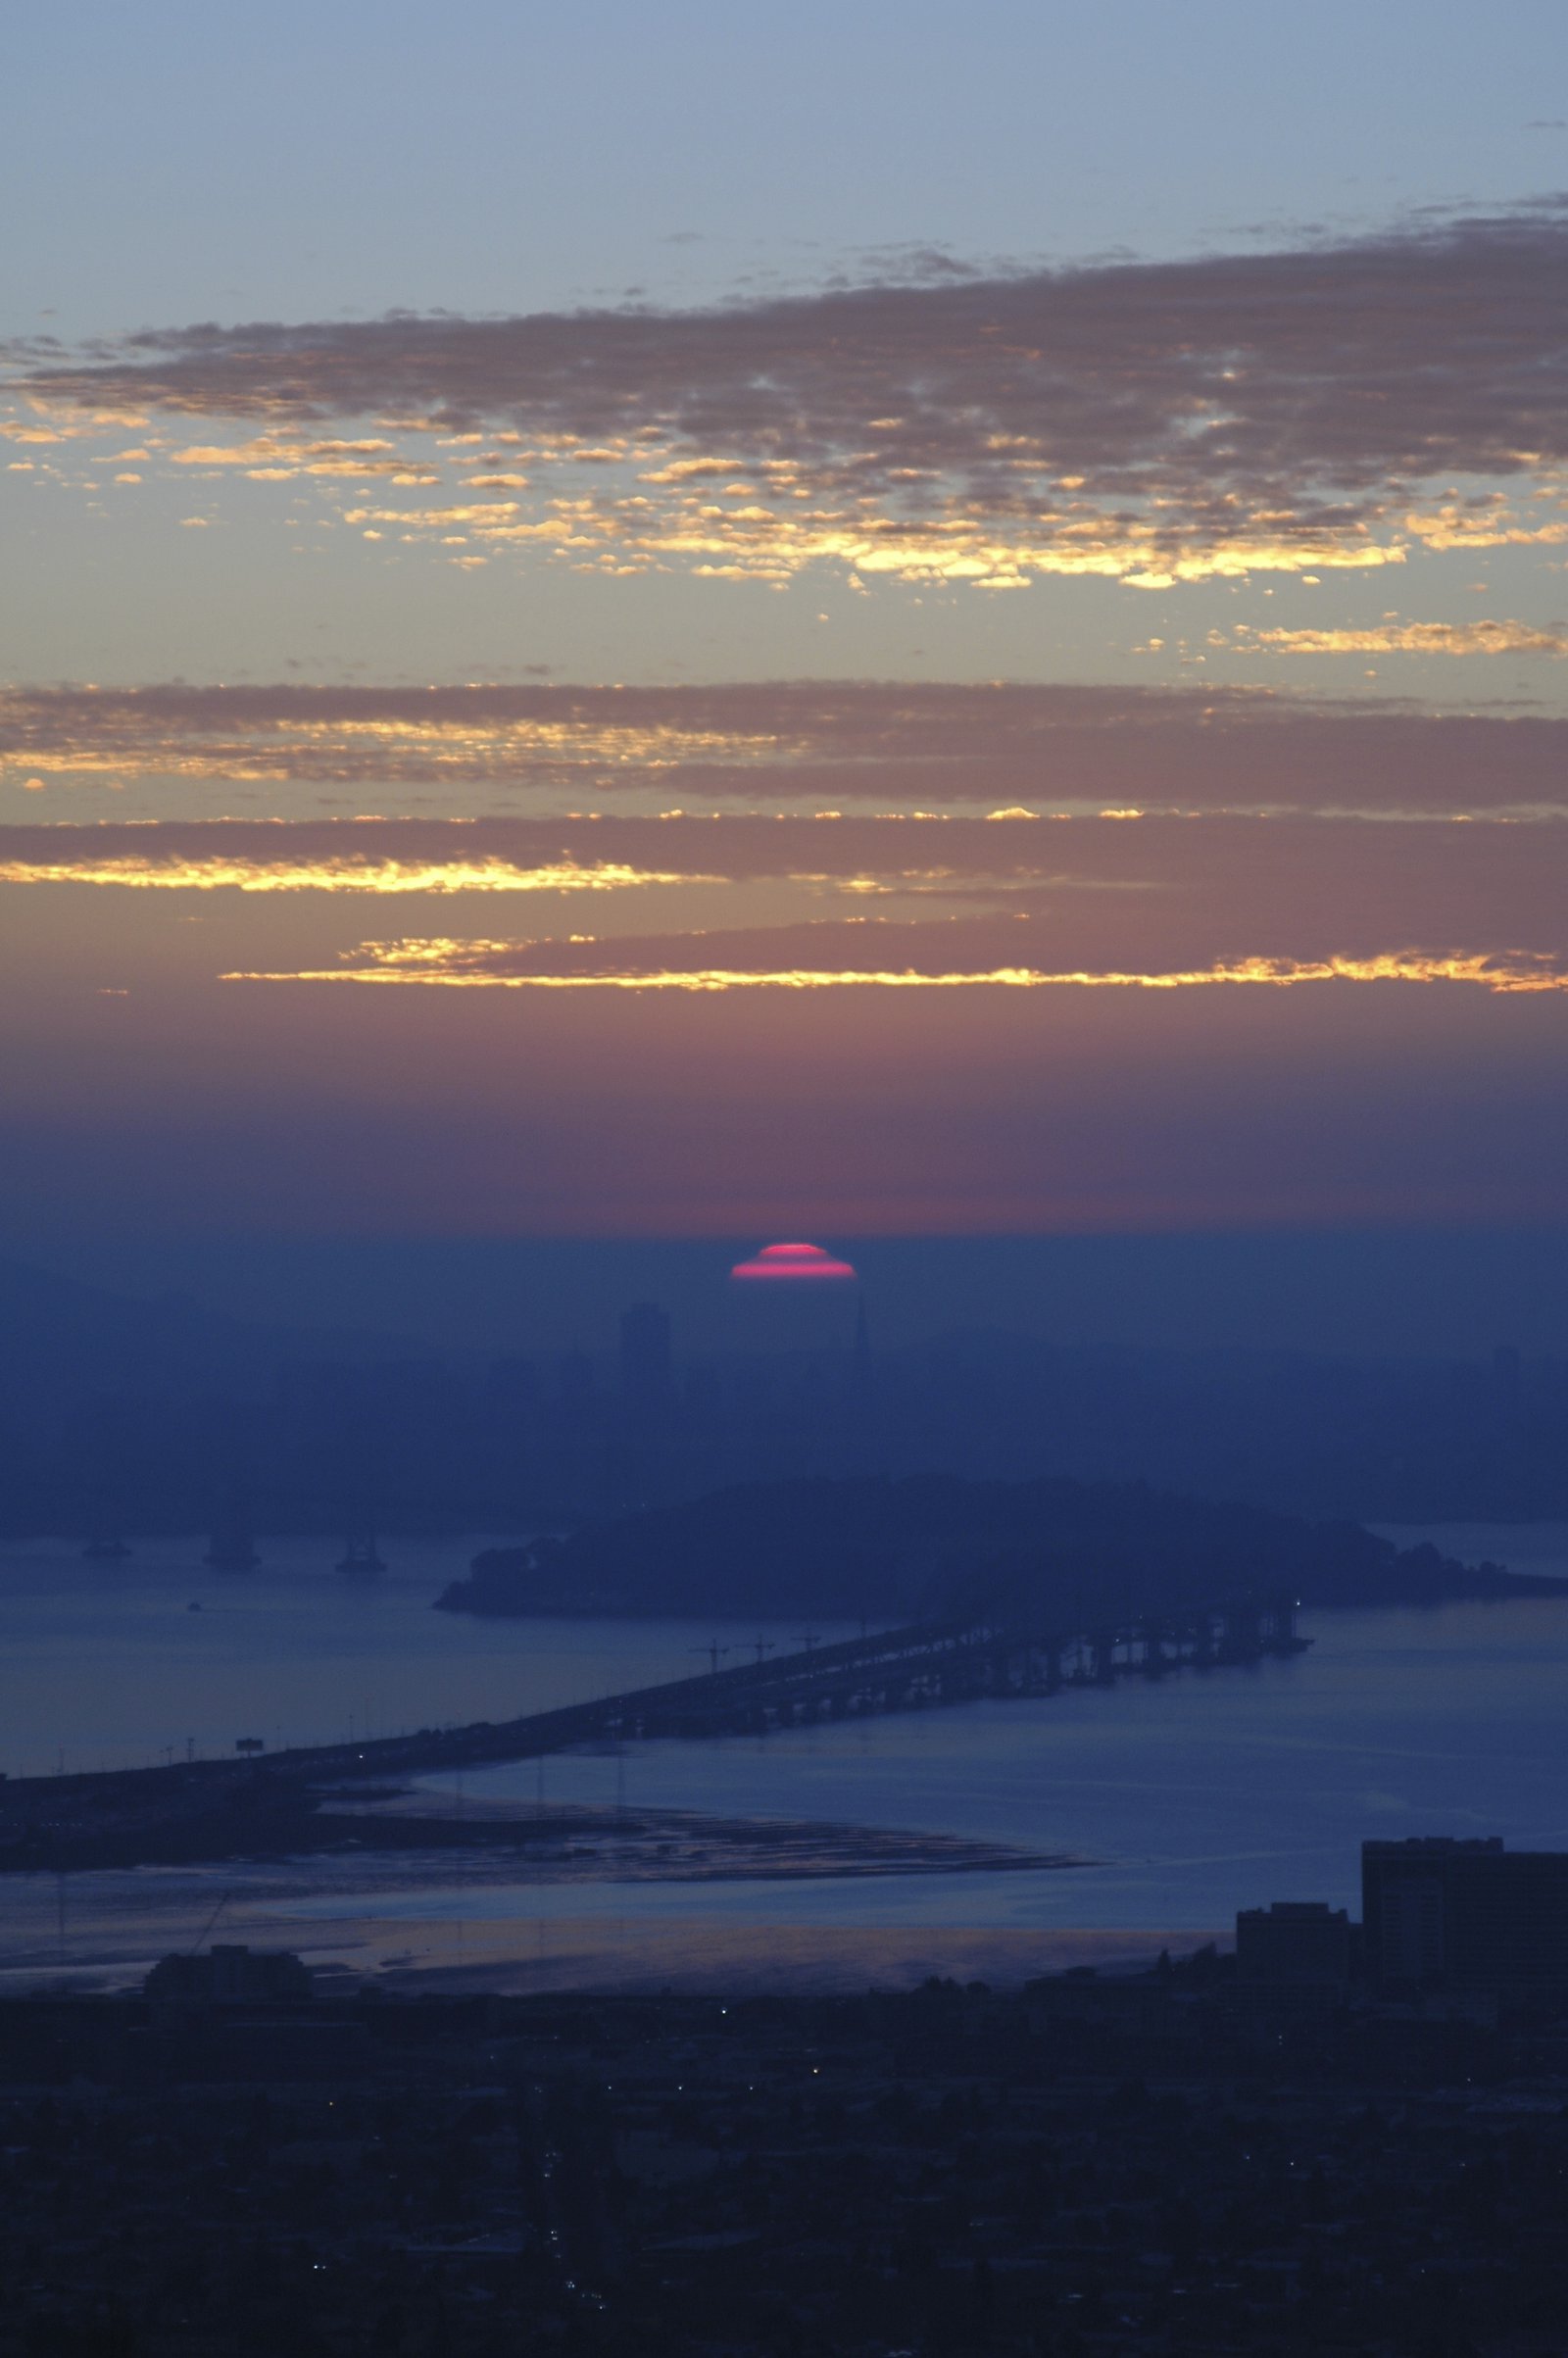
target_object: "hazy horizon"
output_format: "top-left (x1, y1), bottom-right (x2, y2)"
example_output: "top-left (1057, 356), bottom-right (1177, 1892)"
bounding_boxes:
top-left (15, 1224), bottom-right (1568, 1362)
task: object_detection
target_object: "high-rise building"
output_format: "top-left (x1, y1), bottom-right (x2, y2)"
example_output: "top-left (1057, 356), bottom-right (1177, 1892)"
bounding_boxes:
top-left (1362, 1837), bottom-right (1568, 1999)
top-left (619, 1302), bottom-right (672, 1408)
top-left (1236, 1900), bottom-right (1352, 1992)
top-left (851, 1295), bottom-right (873, 1399)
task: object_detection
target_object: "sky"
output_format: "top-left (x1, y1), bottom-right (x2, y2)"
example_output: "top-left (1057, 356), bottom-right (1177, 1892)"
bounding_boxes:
top-left (4, 1), bottom-right (1568, 1339)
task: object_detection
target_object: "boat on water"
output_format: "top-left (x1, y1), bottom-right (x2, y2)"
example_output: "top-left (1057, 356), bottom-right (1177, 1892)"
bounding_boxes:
top-left (81, 1535), bottom-right (132, 1561)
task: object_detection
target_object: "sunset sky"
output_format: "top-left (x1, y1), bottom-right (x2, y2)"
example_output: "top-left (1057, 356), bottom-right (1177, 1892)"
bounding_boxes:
top-left (5, 1), bottom-right (1568, 1306)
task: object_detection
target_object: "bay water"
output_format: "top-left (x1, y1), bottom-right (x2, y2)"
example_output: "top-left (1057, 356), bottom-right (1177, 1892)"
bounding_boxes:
top-left (2, 1525), bottom-right (1566, 1990)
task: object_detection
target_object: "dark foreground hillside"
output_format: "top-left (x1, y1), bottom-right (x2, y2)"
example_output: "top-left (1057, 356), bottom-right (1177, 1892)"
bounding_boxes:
top-left (3, 1971), bottom-right (1565, 2358)
top-left (439, 1474), bottom-right (1548, 1621)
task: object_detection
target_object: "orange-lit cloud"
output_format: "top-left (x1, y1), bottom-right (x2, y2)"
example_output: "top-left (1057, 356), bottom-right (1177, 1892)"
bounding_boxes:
top-left (5, 681), bottom-right (1568, 817)
top-left (4, 812), bottom-right (1564, 973)
top-left (1241, 619), bottom-right (1568, 658)
top-left (11, 208), bottom-right (1568, 587)
top-left (167, 432), bottom-right (441, 482)
top-left (0, 851), bottom-right (711, 895)
top-left (221, 937), bottom-right (1568, 996)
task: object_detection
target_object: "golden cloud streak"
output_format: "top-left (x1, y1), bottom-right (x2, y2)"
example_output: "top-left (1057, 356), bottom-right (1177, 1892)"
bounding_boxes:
top-left (6, 685), bottom-right (1566, 822)
top-left (4, 408), bottom-right (1433, 590)
top-left (0, 856), bottom-right (710, 895)
top-left (220, 947), bottom-right (1568, 995)
top-left (339, 486), bottom-right (1409, 590)
top-left (1404, 503), bottom-right (1568, 553)
top-left (0, 713), bottom-right (786, 784)
top-left (1245, 619), bottom-right (1568, 657)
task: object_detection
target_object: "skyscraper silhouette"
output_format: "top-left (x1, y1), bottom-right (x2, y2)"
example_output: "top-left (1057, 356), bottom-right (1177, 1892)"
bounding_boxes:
top-left (619, 1302), bottom-right (673, 1408)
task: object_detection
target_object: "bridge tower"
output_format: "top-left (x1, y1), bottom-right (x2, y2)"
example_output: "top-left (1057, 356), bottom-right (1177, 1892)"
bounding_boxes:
top-left (338, 1531), bottom-right (386, 1575)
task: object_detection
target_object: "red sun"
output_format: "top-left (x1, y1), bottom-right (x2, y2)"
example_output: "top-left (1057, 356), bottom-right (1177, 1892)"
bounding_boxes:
top-left (730, 1241), bottom-right (858, 1284)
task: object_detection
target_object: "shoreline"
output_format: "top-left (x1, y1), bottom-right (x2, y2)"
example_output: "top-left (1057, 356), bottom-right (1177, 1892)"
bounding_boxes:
top-left (0, 1787), bottom-right (1083, 1881)
top-left (0, 1917), bottom-right (1215, 2002)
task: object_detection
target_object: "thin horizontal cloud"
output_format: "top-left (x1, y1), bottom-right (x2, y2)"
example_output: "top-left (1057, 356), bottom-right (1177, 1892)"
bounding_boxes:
top-left (10, 208), bottom-right (1568, 586)
top-left (1243, 618), bottom-right (1568, 657)
top-left (220, 927), bottom-right (1568, 997)
top-left (5, 681), bottom-right (1568, 815)
top-left (0, 813), bottom-right (1145, 901)
top-left (0, 848), bottom-right (710, 894)
top-left (0, 682), bottom-right (781, 787)
top-left (165, 433), bottom-right (442, 482)
top-left (5, 814), bottom-right (1562, 972)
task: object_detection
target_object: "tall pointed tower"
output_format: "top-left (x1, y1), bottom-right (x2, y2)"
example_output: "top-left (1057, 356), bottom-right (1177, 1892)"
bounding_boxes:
top-left (851, 1292), bottom-right (873, 1400)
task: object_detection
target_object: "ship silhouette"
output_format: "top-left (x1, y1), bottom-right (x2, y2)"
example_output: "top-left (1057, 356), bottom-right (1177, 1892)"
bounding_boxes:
top-left (81, 1533), bottom-right (132, 1561)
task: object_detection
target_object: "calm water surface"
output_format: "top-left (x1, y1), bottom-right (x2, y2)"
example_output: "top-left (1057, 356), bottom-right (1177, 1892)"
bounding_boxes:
top-left (0, 1535), bottom-right (840, 1776)
top-left (3, 1524), bottom-right (1565, 1986)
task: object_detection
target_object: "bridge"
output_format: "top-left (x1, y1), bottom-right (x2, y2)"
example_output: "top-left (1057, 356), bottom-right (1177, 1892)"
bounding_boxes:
top-left (1, 1597), bottom-right (1308, 1835)
top-left (509, 1598), bottom-right (1308, 1750)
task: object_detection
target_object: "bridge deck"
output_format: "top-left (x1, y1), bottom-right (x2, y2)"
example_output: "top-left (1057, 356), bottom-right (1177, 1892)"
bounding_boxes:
top-left (3, 1601), bottom-right (1307, 1810)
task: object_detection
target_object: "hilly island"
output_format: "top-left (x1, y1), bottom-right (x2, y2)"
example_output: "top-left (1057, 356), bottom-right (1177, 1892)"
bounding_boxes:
top-left (437, 1475), bottom-right (1556, 1623)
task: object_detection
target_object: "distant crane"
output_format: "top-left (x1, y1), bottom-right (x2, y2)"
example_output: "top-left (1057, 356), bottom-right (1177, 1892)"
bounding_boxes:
top-left (800, 1630), bottom-right (821, 1653)
top-left (690, 1641), bottom-right (731, 1677)
top-left (752, 1636), bottom-right (777, 1667)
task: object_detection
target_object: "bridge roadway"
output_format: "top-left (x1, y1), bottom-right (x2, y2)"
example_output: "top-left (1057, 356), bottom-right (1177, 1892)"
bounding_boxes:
top-left (6, 1598), bottom-right (1306, 1809)
top-left (281, 1596), bottom-right (1303, 1785)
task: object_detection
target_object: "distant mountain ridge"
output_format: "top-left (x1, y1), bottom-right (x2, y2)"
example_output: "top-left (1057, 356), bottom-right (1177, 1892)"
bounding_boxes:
top-left (438, 1474), bottom-right (1552, 1622)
